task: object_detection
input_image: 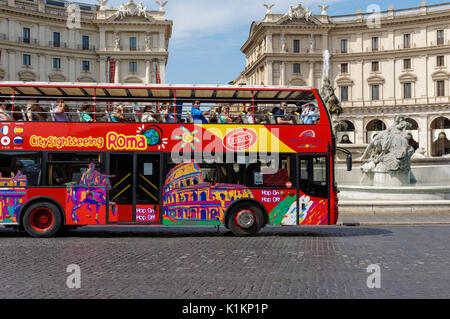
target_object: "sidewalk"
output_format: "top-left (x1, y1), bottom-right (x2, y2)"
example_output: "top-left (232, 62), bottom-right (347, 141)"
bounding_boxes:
top-left (337, 212), bottom-right (450, 226)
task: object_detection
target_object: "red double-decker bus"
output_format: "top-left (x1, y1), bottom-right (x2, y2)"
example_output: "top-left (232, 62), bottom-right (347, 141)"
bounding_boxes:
top-left (0, 82), bottom-right (351, 237)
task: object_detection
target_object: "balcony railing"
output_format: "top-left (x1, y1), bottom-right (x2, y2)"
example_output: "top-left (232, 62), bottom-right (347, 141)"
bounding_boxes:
top-left (18, 37), bottom-right (39, 45)
top-left (49, 41), bottom-right (68, 49)
top-left (77, 44), bottom-right (96, 51)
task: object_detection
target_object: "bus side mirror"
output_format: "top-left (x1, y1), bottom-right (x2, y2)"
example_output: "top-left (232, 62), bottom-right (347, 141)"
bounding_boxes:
top-left (346, 154), bottom-right (352, 171)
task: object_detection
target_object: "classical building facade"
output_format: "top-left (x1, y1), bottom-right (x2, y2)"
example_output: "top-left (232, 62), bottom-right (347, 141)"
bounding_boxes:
top-left (0, 0), bottom-right (172, 83)
top-left (237, 1), bottom-right (450, 157)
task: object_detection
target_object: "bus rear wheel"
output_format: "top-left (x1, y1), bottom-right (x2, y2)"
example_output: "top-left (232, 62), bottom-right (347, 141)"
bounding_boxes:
top-left (22, 202), bottom-right (62, 238)
top-left (227, 203), bottom-right (264, 236)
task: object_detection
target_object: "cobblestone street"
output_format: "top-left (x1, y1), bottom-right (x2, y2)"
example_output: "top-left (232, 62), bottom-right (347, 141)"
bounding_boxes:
top-left (0, 224), bottom-right (448, 299)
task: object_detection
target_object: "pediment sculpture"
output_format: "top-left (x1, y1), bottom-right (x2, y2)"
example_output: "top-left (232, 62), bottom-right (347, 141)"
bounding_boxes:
top-left (284, 2), bottom-right (312, 21)
top-left (109, 0), bottom-right (154, 21)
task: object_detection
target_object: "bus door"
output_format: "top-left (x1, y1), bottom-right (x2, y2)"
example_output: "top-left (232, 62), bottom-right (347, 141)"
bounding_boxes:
top-left (109, 154), bottom-right (161, 224)
top-left (135, 154), bottom-right (161, 223)
top-left (297, 155), bottom-right (330, 225)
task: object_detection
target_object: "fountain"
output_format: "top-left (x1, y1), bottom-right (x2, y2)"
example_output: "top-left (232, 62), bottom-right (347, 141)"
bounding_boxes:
top-left (318, 52), bottom-right (450, 213)
top-left (336, 115), bottom-right (450, 213)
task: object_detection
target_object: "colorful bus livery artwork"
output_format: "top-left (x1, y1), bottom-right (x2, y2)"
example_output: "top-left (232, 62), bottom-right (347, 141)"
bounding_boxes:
top-left (0, 171), bottom-right (27, 224)
top-left (0, 82), bottom-right (353, 237)
top-left (162, 160), bottom-right (254, 226)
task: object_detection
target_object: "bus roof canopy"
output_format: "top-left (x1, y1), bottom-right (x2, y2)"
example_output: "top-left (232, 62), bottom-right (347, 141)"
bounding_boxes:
top-left (0, 82), bottom-right (316, 104)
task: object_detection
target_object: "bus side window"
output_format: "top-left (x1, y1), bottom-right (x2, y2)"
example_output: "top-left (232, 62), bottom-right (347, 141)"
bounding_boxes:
top-left (47, 152), bottom-right (101, 186)
top-left (0, 152), bottom-right (42, 186)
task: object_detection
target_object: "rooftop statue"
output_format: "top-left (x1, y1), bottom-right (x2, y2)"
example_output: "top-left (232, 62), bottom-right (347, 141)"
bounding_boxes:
top-left (264, 4), bottom-right (275, 15)
top-left (361, 115), bottom-right (415, 174)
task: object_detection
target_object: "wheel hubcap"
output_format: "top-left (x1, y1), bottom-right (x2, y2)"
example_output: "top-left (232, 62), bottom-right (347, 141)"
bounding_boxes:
top-left (30, 208), bottom-right (54, 231)
top-left (236, 210), bottom-right (255, 229)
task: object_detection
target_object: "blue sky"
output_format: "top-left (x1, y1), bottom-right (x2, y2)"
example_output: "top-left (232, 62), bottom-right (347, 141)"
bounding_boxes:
top-left (85, 0), bottom-right (445, 84)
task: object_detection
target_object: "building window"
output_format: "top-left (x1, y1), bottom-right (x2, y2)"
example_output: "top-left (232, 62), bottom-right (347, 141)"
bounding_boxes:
top-left (371, 84), bottom-right (380, 100)
top-left (293, 40), bottom-right (300, 53)
top-left (372, 61), bottom-right (379, 72)
top-left (53, 58), bottom-right (61, 69)
top-left (372, 37), bottom-right (379, 51)
top-left (437, 56), bottom-right (445, 67)
top-left (53, 32), bottom-right (60, 47)
top-left (23, 27), bottom-right (30, 43)
top-left (403, 82), bottom-right (412, 99)
top-left (341, 39), bottom-right (348, 53)
top-left (82, 61), bottom-right (90, 72)
top-left (341, 63), bottom-right (348, 74)
top-left (403, 34), bottom-right (411, 48)
top-left (23, 54), bottom-right (31, 66)
top-left (437, 30), bottom-right (444, 45)
top-left (129, 61), bottom-right (137, 73)
top-left (130, 37), bottom-right (137, 51)
top-left (293, 63), bottom-right (301, 73)
top-left (340, 86), bottom-right (349, 102)
top-left (436, 80), bottom-right (445, 97)
top-left (403, 58), bottom-right (411, 70)
top-left (82, 35), bottom-right (89, 50)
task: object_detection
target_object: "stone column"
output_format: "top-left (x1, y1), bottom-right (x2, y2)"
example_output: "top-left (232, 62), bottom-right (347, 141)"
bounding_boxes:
top-left (354, 118), bottom-right (364, 144)
top-left (145, 59), bottom-right (151, 84)
top-left (280, 61), bottom-right (285, 86)
top-left (38, 24), bottom-right (45, 46)
top-left (417, 116), bottom-right (429, 156)
top-left (99, 30), bottom-right (106, 51)
top-left (266, 33), bottom-right (273, 53)
top-left (158, 58), bottom-right (166, 83)
top-left (8, 18), bottom-right (14, 42)
top-left (322, 33), bottom-right (328, 52)
top-left (264, 61), bottom-right (273, 85)
top-left (309, 62), bottom-right (314, 87)
top-left (8, 49), bottom-right (15, 81)
top-left (159, 31), bottom-right (165, 52)
top-left (100, 58), bottom-right (106, 83)
top-left (114, 60), bottom-right (120, 83)
top-left (69, 57), bottom-right (76, 82)
top-left (39, 54), bottom-right (46, 81)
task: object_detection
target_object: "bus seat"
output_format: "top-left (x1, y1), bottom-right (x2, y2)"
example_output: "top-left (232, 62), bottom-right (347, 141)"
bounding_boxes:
top-left (105, 110), bottom-right (111, 122)
top-left (132, 106), bottom-right (140, 122)
top-left (76, 110), bottom-right (82, 122)
top-left (293, 112), bottom-right (302, 124)
top-left (267, 112), bottom-right (276, 124)
top-left (240, 112), bottom-right (249, 124)
top-left (186, 111), bottom-right (194, 124)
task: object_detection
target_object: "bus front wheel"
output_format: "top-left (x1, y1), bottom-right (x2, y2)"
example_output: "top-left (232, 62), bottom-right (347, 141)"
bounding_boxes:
top-left (22, 202), bottom-right (62, 238)
top-left (227, 203), bottom-right (264, 236)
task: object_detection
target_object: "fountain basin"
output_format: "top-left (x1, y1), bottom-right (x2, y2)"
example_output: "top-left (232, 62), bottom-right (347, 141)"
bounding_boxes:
top-left (338, 184), bottom-right (450, 214)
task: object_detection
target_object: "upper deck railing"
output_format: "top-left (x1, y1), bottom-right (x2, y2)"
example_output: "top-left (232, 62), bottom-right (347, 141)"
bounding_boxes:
top-left (0, 82), bottom-right (322, 125)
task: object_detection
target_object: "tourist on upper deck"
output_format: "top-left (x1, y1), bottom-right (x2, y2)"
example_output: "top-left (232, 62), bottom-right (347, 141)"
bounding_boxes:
top-left (81, 104), bottom-right (95, 122)
top-left (0, 101), bottom-right (12, 121)
top-left (26, 102), bottom-right (48, 121)
top-left (111, 105), bottom-right (126, 122)
top-left (191, 100), bottom-right (209, 124)
top-left (141, 105), bottom-right (158, 123)
top-left (274, 102), bottom-right (294, 124)
top-left (161, 103), bottom-right (175, 123)
top-left (52, 99), bottom-right (70, 122)
top-left (12, 105), bottom-right (24, 121)
top-left (218, 106), bottom-right (237, 124)
top-left (301, 103), bottom-right (318, 125)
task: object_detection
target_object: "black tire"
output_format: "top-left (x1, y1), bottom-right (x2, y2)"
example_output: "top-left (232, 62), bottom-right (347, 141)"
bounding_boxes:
top-left (22, 202), bottom-right (62, 238)
top-left (226, 202), bottom-right (265, 236)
